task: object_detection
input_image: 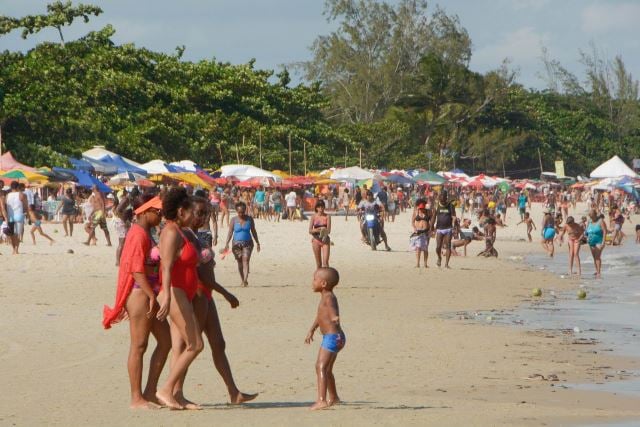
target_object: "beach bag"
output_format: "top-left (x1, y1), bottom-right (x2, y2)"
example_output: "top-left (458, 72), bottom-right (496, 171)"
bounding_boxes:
top-left (281, 209), bottom-right (288, 220)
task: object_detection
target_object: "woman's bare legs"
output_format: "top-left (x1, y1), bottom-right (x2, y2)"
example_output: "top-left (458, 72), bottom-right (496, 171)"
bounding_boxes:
top-left (62, 215), bottom-right (70, 236)
top-left (156, 287), bottom-right (204, 410)
top-left (142, 294), bottom-right (171, 404)
top-left (590, 246), bottom-right (603, 278)
top-left (204, 298), bottom-right (257, 404)
top-left (568, 239), bottom-right (575, 275)
top-left (125, 290), bottom-right (156, 409)
top-left (312, 242), bottom-right (322, 269)
top-left (321, 242), bottom-right (330, 267)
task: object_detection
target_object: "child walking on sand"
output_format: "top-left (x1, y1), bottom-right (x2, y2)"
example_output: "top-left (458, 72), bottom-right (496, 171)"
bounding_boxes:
top-left (517, 212), bottom-right (536, 242)
top-left (305, 267), bottom-right (346, 410)
top-left (29, 209), bottom-right (54, 245)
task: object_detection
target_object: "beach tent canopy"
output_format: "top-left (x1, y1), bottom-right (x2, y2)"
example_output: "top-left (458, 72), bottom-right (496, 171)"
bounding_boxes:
top-left (170, 160), bottom-right (199, 172)
top-left (109, 171), bottom-right (147, 185)
top-left (383, 174), bottom-right (414, 185)
top-left (141, 160), bottom-right (183, 174)
top-left (590, 155), bottom-right (638, 178)
top-left (69, 157), bottom-right (95, 172)
top-left (53, 167), bottom-right (112, 192)
top-left (99, 154), bottom-right (147, 175)
top-left (413, 171), bottom-right (446, 184)
top-left (81, 156), bottom-right (119, 174)
top-left (220, 164), bottom-right (282, 181)
top-left (83, 146), bottom-right (143, 167)
top-left (0, 151), bottom-right (35, 172)
top-left (330, 166), bottom-right (374, 181)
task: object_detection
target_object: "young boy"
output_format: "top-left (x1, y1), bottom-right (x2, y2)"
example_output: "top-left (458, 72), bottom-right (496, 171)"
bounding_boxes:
top-left (29, 208), bottom-right (54, 245)
top-left (517, 212), bottom-right (536, 242)
top-left (305, 267), bottom-right (346, 410)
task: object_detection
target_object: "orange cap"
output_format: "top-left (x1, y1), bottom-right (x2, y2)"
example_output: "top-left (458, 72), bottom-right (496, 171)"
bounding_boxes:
top-left (134, 196), bottom-right (162, 215)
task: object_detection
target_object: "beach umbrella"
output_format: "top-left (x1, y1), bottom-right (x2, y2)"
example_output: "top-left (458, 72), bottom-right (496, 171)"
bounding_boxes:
top-left (414, 171), bottom-right (446, 185)
top-left (497, 181), bottom-right (510, 193)
top-left (68, 157), bottom-right (95, 172)
top-left (1, 169), bottom-right (48, 183)
top-left (384, 174), bottom-right (414, 185)
top-left (220, 164), bottom-right (282, 181)
top-left (330, 166), bottom-right (374, 181)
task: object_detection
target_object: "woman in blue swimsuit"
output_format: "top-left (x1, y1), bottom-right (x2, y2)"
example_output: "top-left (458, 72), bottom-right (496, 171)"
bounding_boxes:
top-left (540, 210), bottom-right (556, 257)
top-left (224, 201), bottom-right (260, 287)
top-left (586, 210), bottom-right (607, 278)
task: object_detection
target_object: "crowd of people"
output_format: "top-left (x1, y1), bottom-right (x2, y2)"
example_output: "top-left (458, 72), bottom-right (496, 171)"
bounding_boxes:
top-left (2, 176), bottom-right (637, 411)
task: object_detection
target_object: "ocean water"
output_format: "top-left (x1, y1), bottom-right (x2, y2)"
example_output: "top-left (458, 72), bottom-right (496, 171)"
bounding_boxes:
top-left (522, 247), bottom-right (640, 359)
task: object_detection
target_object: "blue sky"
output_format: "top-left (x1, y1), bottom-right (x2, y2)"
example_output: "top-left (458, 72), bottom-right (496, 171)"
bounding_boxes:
top-left (1, 0), bottom-right (638, 90)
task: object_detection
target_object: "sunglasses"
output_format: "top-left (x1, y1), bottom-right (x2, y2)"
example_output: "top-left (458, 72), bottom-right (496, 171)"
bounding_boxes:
top-left (147, 208), bottom-right (163, 217)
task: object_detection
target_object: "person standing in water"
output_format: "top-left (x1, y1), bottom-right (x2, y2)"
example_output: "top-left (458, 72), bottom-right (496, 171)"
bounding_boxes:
top-left (559, 216), bottom-right (584, 276)
top-left (586, 210), bottom-right (607, 278)
top-left (541, 210), bottom-right (556, 257)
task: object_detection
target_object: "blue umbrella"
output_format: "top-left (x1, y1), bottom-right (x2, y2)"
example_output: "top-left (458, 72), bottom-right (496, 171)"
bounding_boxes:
top-left (98, 154), bottom-right (148, 176)
top-left (81, 156), bottom-right (119, 175)
top-left (53, 167), bottom-right (112, 193)
top-left (384, 174), bottom-right (415, 185)
top-left (69, 157), bottom-right (95, 172)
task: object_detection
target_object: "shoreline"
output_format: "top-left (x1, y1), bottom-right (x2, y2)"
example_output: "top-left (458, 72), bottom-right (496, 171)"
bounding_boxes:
top-left (1, 204), bottom-right (639, 426)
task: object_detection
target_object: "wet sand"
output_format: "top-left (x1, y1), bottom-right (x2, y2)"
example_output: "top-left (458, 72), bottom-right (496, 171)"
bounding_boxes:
top-left (1, 203), bottom-right (639, 426)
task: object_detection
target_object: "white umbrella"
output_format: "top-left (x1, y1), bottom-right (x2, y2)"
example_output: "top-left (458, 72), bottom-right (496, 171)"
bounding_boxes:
top-left (330, 166), bottom-right (374, 181)
top-left (220, 164), bottom-right (282, 181)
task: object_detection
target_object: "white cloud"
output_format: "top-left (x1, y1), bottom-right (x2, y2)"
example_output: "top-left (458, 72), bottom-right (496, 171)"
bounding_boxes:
top-left (581, 2), bottom-right (640, 33)
top-left (473, 27), bottom-right (550, 69)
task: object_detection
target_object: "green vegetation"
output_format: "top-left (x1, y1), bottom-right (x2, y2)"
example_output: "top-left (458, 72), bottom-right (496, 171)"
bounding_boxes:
top-left (1, 0), bottom-right (638, 176)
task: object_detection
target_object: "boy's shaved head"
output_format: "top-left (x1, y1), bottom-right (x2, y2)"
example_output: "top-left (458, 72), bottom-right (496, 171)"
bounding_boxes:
top-left (316, 267), bottom-right (340, 287)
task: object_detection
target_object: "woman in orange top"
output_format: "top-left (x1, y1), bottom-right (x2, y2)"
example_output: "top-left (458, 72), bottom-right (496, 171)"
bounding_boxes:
top-left (103, 194), bottom-right (171, 409)
top-left (156, 187), bottom-right (204, 410)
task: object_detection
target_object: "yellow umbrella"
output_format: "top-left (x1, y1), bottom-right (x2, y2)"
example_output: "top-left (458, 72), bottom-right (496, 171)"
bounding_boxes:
top-left (315, 178), bottom-right (339, 185)
top-left (272, 170), bottom-right (290, 178)
top-left (1, 169), bottom-right (49, 183)
top-left (165, 172), bottom-right (212, 189)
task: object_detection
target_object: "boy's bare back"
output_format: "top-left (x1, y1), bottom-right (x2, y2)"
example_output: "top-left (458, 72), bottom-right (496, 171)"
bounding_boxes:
top-left (317, 291), bottom-right (341, 335)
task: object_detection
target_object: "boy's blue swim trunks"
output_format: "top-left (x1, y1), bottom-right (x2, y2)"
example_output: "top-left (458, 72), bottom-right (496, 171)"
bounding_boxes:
top-left (321, 332), bottom-right (346, 353)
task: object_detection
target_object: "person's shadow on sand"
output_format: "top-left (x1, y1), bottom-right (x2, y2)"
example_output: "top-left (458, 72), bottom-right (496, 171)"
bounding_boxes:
top-left (199, 401), bottom-right (450, 410)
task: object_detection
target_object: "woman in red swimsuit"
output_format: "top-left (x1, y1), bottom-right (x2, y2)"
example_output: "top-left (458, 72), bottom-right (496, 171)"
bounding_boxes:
top-left (156, 187), bottom-right (204, 410)
top-left (103, 194), bottom-right (171, 409)
top-left (185, 194), bottom-right (259, 404)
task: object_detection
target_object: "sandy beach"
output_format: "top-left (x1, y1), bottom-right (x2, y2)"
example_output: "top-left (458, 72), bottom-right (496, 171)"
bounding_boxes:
top-left (1, 202), bottom-right (639, 426)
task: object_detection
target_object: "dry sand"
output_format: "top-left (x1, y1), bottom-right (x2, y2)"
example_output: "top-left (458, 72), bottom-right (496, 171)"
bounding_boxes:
top-left (1, 202), bottom-right (639, 426)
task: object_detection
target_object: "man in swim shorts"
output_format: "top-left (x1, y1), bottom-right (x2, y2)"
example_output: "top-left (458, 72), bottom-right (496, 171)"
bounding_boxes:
top-left (84, 185), bottom-right (112, 246)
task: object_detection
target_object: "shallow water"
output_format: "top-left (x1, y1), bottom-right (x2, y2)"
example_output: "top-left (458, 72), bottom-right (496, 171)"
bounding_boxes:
top-left (445, 243), bottom-right (640, 405)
